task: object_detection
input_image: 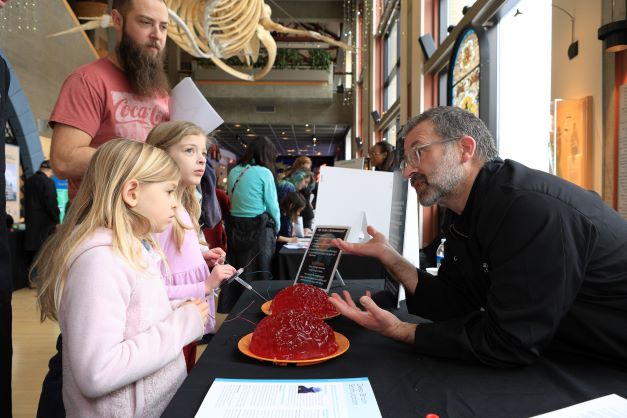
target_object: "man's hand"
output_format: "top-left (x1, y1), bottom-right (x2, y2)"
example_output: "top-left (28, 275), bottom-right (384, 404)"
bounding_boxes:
top-left (333, 225), bottom-right (420, 294)
top-left (332, 225), bottom-right (396, 263)
top-left (328, 290), bottom-right (417, 344)
top-left (203, 247), bottom-right (226, 267)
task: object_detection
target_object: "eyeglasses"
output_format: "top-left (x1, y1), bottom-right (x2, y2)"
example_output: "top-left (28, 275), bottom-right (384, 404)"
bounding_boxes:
top-left (368, 151), bottom-right (386, 157)
top-left (401, 137), bottom-right (460, 170)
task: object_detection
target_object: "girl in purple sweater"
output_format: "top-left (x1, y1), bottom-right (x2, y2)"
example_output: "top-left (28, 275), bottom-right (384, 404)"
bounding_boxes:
top-left (32, 139), bottom-right (209, 417)
top-left (147, 121), bottom-right (237, 371)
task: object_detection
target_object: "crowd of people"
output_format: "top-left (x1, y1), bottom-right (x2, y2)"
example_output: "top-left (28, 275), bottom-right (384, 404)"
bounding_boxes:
top-left (2, 0), bottom-right (627, 417)
top-left (7, 2), bottom-right (325, 415)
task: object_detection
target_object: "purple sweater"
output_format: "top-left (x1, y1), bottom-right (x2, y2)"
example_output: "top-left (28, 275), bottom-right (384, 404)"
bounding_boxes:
top-left (154, 208), bottom-right (216, 333)
top-left (59, 228), bottom-right (204, 417)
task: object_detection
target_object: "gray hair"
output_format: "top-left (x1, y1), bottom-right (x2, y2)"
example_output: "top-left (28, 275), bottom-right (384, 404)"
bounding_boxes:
top-left (400, 106), bottom-right (499, 163)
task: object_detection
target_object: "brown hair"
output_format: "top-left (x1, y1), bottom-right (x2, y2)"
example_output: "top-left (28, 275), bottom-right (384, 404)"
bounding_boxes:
top-left (113, 0), bottom-right (166, 16)
top-left (285, 156), bottom-right (312, 177)
top-left (371, 141), bottom-right (395, 172)
top-left (280, 192), bottom-right (306, 222)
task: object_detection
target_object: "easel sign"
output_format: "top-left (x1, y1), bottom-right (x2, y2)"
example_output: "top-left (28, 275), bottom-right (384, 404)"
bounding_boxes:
top-left (294, 226), bottom-right (350, 292)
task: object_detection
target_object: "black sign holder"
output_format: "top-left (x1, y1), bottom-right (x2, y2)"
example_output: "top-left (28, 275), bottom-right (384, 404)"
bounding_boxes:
top-left (293, 226), bottom-right (351, 292)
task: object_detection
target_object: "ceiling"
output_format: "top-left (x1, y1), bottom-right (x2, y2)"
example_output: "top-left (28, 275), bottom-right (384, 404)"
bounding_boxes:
top-left (209, 0), bottom-right (353, 159)
top-left (214, 123), bottom-right (350, 157)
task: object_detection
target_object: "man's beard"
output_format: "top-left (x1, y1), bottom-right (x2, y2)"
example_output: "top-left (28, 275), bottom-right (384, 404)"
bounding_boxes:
top-left (411, 146), bottom-right (465, 207)
top-left (117, 28), bottom-right (170, 97)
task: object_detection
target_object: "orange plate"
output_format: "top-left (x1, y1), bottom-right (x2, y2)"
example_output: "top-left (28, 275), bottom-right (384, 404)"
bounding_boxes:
top-left (260, 300), bottom-right (340, 320)
top-left (237, 332), bottom-right (349, 366)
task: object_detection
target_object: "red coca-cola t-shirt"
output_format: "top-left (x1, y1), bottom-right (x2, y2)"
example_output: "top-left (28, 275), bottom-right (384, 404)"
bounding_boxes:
top-left (49, 57), bottom-right (169, 198)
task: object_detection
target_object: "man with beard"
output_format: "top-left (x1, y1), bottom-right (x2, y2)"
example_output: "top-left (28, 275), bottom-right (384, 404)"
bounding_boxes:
top-left (328, 106), bottom-right (627, 368)
top-left (39, 1), bottom-right (169, 416)
top-left (49, 0), bottom-right (170, 200)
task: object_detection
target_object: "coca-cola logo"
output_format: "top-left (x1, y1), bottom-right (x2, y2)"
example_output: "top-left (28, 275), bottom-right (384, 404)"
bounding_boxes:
top-left (111, 92), bottom-right (167, 127)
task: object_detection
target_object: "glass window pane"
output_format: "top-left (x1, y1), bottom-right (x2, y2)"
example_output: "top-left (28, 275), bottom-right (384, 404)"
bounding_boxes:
top-left (440, 0), bottom-right (478, 42)
top-left (384, 72), bottom-right (398, 111)
top-left (384, 19), bottom-right (398, 78)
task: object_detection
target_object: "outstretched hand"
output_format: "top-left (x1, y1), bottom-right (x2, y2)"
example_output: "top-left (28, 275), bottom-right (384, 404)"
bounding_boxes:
top-left (328, 290), bottom-right (417, 344)
top-left (331, 225), bottom-right (395, 262)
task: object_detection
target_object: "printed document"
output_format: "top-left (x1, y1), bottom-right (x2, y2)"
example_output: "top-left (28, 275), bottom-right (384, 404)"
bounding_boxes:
top-left (195, 377), bottom-right (382, 418)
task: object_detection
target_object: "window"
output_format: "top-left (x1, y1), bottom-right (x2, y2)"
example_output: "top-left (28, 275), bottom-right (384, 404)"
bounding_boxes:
top-left (383, 14), bottom-right (400, 111)
top-left (496, 0), bottom-right (551, 172)
top-left (449, 28), bottom-right (481, 117)
top-left (439, 0), bottom-right (478, 43)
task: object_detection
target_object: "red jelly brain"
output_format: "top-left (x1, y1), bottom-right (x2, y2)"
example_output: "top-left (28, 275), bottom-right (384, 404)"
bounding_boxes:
top-left (249, 309), bottom-right (339, 360)
top-left (271, 283), bottom-right (339, 318)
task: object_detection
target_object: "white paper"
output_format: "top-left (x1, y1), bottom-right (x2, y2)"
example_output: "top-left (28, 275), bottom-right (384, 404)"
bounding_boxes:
top-left (195, 377), bottom-right (382, 418)
top-left (294, 217), bottom-right (305, 238)
top-left (169, 77), bottom-right (224, 134)
top-left (530, 394), bottom-right (627, 418)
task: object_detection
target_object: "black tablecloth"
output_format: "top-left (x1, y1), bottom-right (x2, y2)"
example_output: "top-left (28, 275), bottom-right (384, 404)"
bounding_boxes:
top-left (275, 247), bottom-right (386, 280)
top-left (163, 280), bottom-right (627, 418)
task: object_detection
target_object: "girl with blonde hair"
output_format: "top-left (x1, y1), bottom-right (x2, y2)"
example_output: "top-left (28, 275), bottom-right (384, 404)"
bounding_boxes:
top-left (32, 139), bottom-right (208, 417)
top-left (147, 121), bottom-right (236, 370)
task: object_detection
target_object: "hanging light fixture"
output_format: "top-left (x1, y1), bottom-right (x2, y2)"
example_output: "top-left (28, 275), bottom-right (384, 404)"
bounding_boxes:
top-left (552, 5), bottom-right (578, 60)
top-left (598, 0), bottom-right (627, 53)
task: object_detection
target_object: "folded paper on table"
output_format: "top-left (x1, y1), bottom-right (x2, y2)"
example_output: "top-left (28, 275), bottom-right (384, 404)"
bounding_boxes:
top-left (170, 77), bottom-right (224, 134)
top-left (530, 394), bottom-right (627, 417)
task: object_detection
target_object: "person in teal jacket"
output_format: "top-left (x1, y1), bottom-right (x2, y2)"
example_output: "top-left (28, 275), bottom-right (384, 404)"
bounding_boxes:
top-left (220, 137), bottom-right (280, 312)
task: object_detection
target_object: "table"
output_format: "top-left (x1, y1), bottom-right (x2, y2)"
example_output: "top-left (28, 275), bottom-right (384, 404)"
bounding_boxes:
top-left (275, 247), bottom-right (387, 280)
top-left (163, 280), bottom-right (627, 418)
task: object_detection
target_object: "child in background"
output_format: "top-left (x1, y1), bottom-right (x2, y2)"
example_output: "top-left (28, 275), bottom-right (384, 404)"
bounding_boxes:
top-left (32, 139), bottom-right (207, 417)
top-left (147, 121), bottom-right (237, 370)
top-left (277, 191), bottom-right (307, 247)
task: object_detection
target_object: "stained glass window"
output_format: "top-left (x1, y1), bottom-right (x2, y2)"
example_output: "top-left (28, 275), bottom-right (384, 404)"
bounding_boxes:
top-left (450, 28), bottom-right (480, 117)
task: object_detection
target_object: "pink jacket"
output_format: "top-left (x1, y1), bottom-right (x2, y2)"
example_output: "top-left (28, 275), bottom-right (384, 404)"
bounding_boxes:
top-left (155, 208), bottom-right (216, 333)
top-left (59, 228), bottom-right (204, 418)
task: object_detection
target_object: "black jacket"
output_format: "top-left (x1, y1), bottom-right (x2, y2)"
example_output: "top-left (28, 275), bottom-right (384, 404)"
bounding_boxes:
top-left (408, 159), bottom-right (627, 367)
top-left (1, 56), bottom-right (12, 292)
top-left (24, 171), bottom-right (60, 251)
top-left (299, 188), bottom-right (314, 229)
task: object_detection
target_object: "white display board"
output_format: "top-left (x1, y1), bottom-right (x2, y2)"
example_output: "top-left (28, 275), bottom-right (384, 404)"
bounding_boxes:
top-left (403, 182), bottom-right (420, 268)
top-left (316, 166), bottom-right (394, 243)
top-left (334, 158), bottom-right (365, 170)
